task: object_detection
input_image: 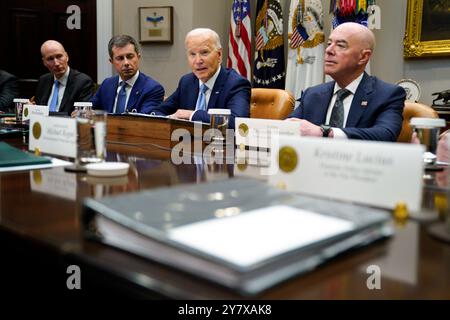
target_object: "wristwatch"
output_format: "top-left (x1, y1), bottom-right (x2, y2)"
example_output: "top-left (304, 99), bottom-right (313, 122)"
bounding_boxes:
top-left (320, 124), bottom-right (331, 137)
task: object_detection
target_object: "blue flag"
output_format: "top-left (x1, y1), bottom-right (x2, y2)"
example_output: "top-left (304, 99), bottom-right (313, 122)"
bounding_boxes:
top-left (253, 0), bottom-right (285, 89)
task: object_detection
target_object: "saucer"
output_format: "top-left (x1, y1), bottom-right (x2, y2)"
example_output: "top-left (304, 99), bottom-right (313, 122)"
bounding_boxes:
top-left (85, 162), bottom-right (130, 177)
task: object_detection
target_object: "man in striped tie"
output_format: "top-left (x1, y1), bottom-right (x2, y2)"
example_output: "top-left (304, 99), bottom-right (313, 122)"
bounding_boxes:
top-left (287, 22), bottom-right (405, 142)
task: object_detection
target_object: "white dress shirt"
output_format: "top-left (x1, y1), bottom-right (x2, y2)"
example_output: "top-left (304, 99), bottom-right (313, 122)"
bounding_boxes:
top-left (47, 67), bottom-right (70, 111)
top-left (326, 73), bottom-right (364, 139)
top-left (113, 70), bottom-right (140, 113)
top-left (190, 66), bottom-right (221, 121)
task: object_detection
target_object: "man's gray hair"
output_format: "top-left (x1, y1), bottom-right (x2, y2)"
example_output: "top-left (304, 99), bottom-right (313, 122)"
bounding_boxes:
top-left (108, 35), bottom-right (141, 58)
top-left (185, 28), bottom-right (222, 50)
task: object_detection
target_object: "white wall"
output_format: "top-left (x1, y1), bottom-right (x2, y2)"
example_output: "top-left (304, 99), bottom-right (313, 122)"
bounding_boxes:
top-left (110, 0), bottom-right (450, 105)
top-left (112, 0), bottom-right (230, 95)
top-left (97, 0), bottom-right (113, 82)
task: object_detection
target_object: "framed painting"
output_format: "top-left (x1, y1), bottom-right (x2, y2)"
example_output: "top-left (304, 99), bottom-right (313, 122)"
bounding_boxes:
top-left (139, 6), bottom-right (173, 44)
top-left (404, 0), bottom-right (450, 58)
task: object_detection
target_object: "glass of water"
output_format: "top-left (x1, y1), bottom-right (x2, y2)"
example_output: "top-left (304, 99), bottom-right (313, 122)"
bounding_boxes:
top-left (76, 107), bottom-right (107, 165)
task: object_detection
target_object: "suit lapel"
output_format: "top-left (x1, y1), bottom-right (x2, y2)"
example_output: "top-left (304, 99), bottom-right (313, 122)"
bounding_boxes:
top-left (42, 75), bottom-right (54, 103)
top-left (346, 73), bottom-right (373, 127)
top-left (207, 68), bottom-right (226, 109)
top-left (311, 81), bottom-right (334, 124)
top-left (104, 76), bottom-right (119, 113)
top-left (190, 75), bottom-right (200, 109)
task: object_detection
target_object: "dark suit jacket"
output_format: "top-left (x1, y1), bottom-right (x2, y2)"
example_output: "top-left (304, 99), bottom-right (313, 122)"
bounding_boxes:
top-left (288, 73), bottom-right (406, 141)
top-left (152, 67), bottom-right (251, 128)
top-left (91, 72), bottom-right (164, 114)
top-left (0, 70), bottom-right (19, 112)
top-left (35, 68), bottom-right (93, 114)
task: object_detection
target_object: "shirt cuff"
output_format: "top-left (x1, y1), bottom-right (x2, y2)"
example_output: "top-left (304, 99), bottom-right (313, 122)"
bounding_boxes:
top-left (189, 110), bottom-right (198, 121)
top-left (331, 128), bottom-right (348, 139)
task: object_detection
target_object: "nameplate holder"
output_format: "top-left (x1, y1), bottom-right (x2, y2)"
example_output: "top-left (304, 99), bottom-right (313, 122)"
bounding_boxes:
top-left (269, 137), bottom-right (425, 212)
top-left (29, 115), bottom-right (77, 158)
top-left (22, 104), bottom-right (49, 121)
top-left (235, 118), bottom-right (301, 149)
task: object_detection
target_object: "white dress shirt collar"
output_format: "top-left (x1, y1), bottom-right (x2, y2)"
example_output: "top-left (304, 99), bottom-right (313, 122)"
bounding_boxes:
top-left (333, 72), bottom-right (364, 95)
top-left (199, 66), bottom-right (221, 91)
top-left (119, 70), bottom-right (140, 87)
top-left (55, 67), bottom-right (70, 87)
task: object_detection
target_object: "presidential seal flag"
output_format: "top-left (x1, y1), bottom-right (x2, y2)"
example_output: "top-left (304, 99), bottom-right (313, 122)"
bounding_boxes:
top-left (285, 0), bottom-right (325, 107)
top-left (253, 0), bottom-right (285, 89)
top-left (227, 0), bottom-right (252, 81)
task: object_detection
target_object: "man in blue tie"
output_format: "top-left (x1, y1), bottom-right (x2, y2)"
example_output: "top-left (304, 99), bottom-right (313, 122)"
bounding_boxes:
top-left (287, 22), bottom-right (405, 142)
top-left (151, 28), bottom-right (251, 128)
top-left (35, 40), bottom-right (94, 115)
top-left (91, 35), bottom-right (164, 114)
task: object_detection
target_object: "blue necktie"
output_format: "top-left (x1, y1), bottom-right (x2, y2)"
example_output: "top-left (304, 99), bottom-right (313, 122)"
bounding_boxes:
top-left (195, 84), bottom-right (208, 111)
top-left (329, 89), bottom-right (351, 128)
top-left (116, 81), bottom-right (127, 113)
top-left (49, 80), bottom-right (59, 112)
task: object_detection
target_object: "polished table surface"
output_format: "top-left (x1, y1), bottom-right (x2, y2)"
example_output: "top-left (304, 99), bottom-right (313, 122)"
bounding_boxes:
top-left (1, 136), bottom-right (450, 299)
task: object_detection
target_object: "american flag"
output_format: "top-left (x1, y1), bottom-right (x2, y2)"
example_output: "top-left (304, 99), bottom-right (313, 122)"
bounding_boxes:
top-left (255, 26), bottom-right (269, 51)
top-left (227, 0), bottom-right (252, 81)
top-left (290, 24), bottom-right (309, 49)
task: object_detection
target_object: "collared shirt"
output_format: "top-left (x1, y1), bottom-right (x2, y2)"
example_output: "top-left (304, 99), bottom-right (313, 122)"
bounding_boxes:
top-left (47, 67), bottom-right (70, 111)
top-left (113, 70), bottom-right (140, 113)
top-left (190, 66), bottom-right (221, 121)
top-left (326, 73), bottom-right (364, 139)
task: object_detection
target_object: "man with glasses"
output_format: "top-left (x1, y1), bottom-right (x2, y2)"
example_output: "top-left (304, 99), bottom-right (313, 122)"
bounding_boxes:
top-left (35, 40), bottom-right (94, 115)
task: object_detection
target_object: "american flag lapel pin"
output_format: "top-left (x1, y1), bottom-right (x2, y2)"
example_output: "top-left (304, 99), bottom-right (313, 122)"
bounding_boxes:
top-left (361, 101), bottom-right (368, 107)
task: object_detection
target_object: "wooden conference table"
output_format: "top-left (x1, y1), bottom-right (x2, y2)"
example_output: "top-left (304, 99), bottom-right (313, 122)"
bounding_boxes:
top-left (0, 116), bottom-right (449, 299)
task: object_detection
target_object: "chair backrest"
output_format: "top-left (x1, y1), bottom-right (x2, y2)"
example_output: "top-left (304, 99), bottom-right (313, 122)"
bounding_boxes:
top-left (250, 88), bottom-right (295, 120)
top-left (397, 102), bottom-right (440, 142)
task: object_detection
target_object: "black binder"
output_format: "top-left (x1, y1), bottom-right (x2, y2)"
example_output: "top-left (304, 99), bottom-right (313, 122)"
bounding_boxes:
top-left (83, 179), bottom-right (392, 295)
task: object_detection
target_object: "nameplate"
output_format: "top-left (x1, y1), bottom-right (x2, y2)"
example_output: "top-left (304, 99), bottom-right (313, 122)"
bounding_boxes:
top-left (269, 137), bottom-right (425, 211)
top-left (22, 104), bottom-right (49, 121)
top-left (29, 115), bottom-right (77, 158)
top-left (235, 118), bottom-right (301, 149)
top-left (29, 167), bottom-right (77, 200)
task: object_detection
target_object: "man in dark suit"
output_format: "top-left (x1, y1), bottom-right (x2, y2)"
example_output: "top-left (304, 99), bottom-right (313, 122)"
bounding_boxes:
top-left (151, 28), bottom-right (251, 128)
top-left (0, 70), bottom-right (18, 113)
top-left (35, 40), bottom-right (93, 115)
top-left (91, 35), bottom-right (164, 114)
top-left (288, 22), bottom-right (405, 142)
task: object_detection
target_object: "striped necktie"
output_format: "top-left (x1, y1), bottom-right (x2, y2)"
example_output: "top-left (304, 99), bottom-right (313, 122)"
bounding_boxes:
top-left (329, 89), bottom-right (351, 128)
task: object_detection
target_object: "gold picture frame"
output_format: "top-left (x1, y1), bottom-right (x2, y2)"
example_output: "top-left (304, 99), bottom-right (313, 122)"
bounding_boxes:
top-left (139, 6), bottom-right (173, 44)
top-left (404, 0), bottom-right (450, 58)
